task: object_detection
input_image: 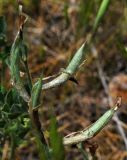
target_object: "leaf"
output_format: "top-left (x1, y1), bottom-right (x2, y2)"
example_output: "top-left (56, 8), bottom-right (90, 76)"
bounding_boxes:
top-left (77, 143), bottom-right (89, 160)
top-left (35, 135), bottom-right (49, 160)
top-left (31, 77), bottom-right (42, 109)
top-left (10, 40), bottom-right (21, 81)
top-left (78, 0), bottom-right (94, 30)
top-left (93, 0), bottom-right (111, 33)
top-left (10, 39), bottom-right (30, 102)
top-left (4, 115), bottom-right (30, 139)
top-left (49, 116), bottom-right (65, 160)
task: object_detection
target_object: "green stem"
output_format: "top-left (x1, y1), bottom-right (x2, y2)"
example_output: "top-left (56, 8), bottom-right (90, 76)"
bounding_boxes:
top-left (28, 104), bottom-right (49, 160)
top-left (9, 134), bottom-right (15, 160)
top-left (77, 143), bottom-right (89, 160)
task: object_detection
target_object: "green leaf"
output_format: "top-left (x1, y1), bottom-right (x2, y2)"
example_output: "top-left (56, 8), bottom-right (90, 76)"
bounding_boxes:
top-left (63, 3), bottom-right (69, 26)
top-left (35, 135), bottom-right (49, 160)
top-left (4, 115), bottom-right (30, 139)
top-left (31, 77), bottom-right (42, 109)
top-left (77, 143), bottom-right (89, 160)
top-left (50, 116), bottom-right (65, 160)
top-left (93, 0), bottom-right (111, 33)
top-left (10, 39), bottom-right (30, 102)
top-left (78, 0), bottom-right (94, 30)
top-left (10, 40), bottom-right (21, 81)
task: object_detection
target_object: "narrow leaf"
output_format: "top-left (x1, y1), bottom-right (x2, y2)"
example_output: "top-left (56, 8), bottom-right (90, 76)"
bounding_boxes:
top-left (50, 116), bottom-right (65, 160)
top-left (10, 39), bottom-right (30, 102)
top-left (93, 0), bottom-right (111, 33)
top-left (31, 78), bottom-right (42, 109)
top-left (35, 135), bottom-right (49, 160)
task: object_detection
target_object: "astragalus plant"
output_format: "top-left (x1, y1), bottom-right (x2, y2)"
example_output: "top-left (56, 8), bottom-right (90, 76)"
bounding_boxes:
top-left (0, 0), bottom-right (121, 160)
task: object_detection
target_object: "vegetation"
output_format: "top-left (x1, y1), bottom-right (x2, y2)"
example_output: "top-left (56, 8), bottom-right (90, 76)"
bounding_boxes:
top-left (0, 0), bottom-right (127, 159)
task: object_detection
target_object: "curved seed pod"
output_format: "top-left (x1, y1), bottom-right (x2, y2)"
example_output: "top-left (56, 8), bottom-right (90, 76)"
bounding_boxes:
top-left (66, 43), bottom-right (86, 75)
top-left (31, 78), bottom-right (42, 109)
top-left (93, 0), bottom-right (111, 33)
top-left (64, 100), bottom-right (120, 146)
top-left (41, 42), bottom-right (87, 90)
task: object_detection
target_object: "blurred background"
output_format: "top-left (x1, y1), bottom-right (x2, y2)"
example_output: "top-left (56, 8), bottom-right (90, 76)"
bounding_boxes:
top-left (1, 0), bottom-right (127, 159)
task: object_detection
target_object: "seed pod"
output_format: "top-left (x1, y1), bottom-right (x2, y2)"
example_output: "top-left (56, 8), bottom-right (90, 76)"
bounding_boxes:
top-left (64, 102), bottom-right (120, 145)
top-left (66, 42), bottom-right (86, 75)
